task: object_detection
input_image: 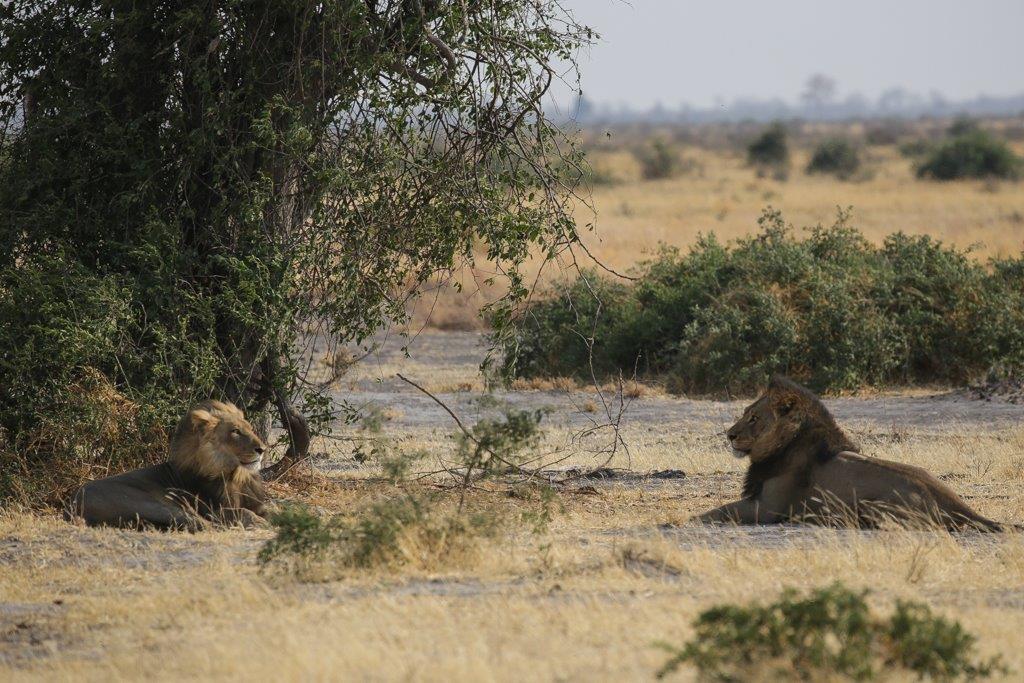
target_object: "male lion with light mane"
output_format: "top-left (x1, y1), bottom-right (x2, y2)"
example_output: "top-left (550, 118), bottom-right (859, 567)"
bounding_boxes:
top-left (696, 376), bottom-right (1006, 532)
top-left (68, 400), bottom-right (269, 530)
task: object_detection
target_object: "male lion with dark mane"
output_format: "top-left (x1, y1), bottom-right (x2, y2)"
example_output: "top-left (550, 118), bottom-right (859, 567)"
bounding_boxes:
top-left (68, 400), bottom-right (269, 530)
top-left (697, 376), bottom-right (1006, 531)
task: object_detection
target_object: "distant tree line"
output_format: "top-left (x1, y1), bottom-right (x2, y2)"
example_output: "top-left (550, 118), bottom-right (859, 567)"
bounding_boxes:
top-left (570, 82), bottom-right (1024, 125)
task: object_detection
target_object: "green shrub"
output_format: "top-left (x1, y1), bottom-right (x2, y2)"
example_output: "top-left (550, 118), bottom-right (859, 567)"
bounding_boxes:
top-left (454, 400), bottom-right (551, 510)
top-left (257, 504), bottom-right (337, 565)
top-left (258, 495), bottom-right (497, 574)
top-left (258, 405), bottom-right (558, 576)
top-left (671, 286), bottom-right (799, 396)
top-left (0, 254), bottom-right (218, 504)
top-left (917, 131), bottom-right (1021, 180)
top-left (504, 274), bottom-right (638, 379)
top-left (747, 123), bottom-right (790, 170)
top-left (503, 209), bottom-right (1024, 395)
top-left (948, 116), bottom-right (980, 137)
top-left (657, 583), bottom-right (1007, 681)
top-left (634, 139), bottom-right (681, 181)
top-left (806, 138), bottom-right (861, 179)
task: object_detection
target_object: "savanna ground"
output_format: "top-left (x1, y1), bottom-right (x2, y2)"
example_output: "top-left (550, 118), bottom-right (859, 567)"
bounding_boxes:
top-left (4, 119), bottom-right (1024, 681)
top-left (3, 331), bottom-right (1024, 681)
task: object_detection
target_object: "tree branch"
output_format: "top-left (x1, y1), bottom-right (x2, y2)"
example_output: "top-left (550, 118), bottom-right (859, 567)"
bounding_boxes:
top-left (396, 372), bottom-right (476, 443)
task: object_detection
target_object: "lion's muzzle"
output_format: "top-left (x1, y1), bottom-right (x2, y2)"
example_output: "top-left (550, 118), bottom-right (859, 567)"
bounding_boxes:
top-left (240, 457), bottom-right (263, 472)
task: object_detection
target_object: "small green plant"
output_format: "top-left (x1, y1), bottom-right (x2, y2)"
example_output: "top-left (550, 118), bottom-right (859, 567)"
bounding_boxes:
top-left (258, 405), bottom-right (558, 576)
top-left (656, 583), bottom-right (1007, 681)
top-left (357, 404), bottom-right (391, 434)
top-left (455, 403), bottom-right (551, 510)
top-left (513, 482), bottom-right (563, 534)
top-left (747, 122), bottom-right (790, 173)
top-left (634, 139), bottom-right (681, 181)
top-left (807, 138), bottom-right (861, 179)
top-left (259, 494), bottom-right (500, 574)
top-left (917, 130), bottom-right (1021, 180)
top-left (340, 494), bottom-right (486, 569)
top-left (257, 504), bottom-right (337, 565)
top-left (351, 403), bottom-right (390, 464)
top-left (377, 448), bottom-right (427, 483)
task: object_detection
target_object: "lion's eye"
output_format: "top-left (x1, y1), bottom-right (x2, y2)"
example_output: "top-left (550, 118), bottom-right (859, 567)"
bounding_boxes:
top-left (749, 416), bottom-right (758, 424)
top-left (231, 428), bottom-right (240, 436)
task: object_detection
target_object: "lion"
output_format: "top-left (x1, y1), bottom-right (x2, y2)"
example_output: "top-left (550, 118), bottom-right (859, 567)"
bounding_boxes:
top-left (68, 400), bottom-right (269, 530)
top-left (696, 376), bottom-right (1005, 532)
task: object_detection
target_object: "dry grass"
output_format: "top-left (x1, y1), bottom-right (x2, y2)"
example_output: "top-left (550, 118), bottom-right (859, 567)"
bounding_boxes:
top-left (578, 144), bottom-right (1024, 271)
top-left (3, 418), bottom-right (1023, 681)
top-left (415, 134), bottom-right (1024, 331)
top-left (509, 376), bottom-right (579, 392)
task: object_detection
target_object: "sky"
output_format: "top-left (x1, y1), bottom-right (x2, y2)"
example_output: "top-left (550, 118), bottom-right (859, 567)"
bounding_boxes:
top-left (555, 0), bottom-right (1024, 110)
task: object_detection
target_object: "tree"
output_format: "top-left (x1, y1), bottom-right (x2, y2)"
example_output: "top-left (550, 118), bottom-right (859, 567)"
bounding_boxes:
top-left (747, 122), bottom-right (790, 171)
top-left (0, 1), bottom-right (592, 501)
top-left (878, 87), bottom-right (914, 113)
top-left (800, 74), bottom-right (836, 110)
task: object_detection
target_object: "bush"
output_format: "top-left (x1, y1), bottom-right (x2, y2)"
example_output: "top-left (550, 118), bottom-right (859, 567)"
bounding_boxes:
top-left (806, 138), bottom-right (861, 179)
top-left (503, 209), bottom-right (1024, 395)
top-left (747, 123), bottom-right (790, 171)
top-left (634, 139), bottom-right (681, 181)
top-left (258, 495), bottom-right (499, 575)
top-left (0, 255), bottom-right (216, 504)
top-left (948, 116), bottom-right (980, 137)
top-left (657, 583), bottom-right (1006, 681)
top-left (258, 404), bottom-right (557, 576)
top-left (917, 131), bottom-right (1021, 180)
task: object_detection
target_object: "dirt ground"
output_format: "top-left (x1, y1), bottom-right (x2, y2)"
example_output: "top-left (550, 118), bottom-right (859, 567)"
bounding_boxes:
top-left (3, 330), bottom-right (1024, 681)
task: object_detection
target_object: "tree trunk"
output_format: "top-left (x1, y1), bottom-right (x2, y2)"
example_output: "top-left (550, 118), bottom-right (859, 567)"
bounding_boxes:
top-left (255, 353), bottom-right (311, 481)
top-left (260, 389), bottom-right (311, 481)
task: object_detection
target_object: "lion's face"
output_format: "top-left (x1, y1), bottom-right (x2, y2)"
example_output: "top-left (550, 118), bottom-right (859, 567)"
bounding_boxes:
top-left (207, 413), bottom-right (267, 473)
top-left (727, 384), bottom-right (802, 463)
top-left (726, 394), bottom-right (774, 458)
top-left (171, 401), bottom-right (267, 478)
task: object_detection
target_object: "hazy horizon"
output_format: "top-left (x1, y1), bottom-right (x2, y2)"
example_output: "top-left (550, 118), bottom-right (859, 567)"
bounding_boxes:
top-left (556, 0), bottom-right (1024, 111)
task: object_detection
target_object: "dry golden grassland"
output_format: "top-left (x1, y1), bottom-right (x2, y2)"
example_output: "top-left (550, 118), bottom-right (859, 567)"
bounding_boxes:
top-left (580, 143), bottom-right (1024, 270)
top-left (413, 122), bottom-right (1024, 330)
top-left (3, 353), bottom-right (1024, 681)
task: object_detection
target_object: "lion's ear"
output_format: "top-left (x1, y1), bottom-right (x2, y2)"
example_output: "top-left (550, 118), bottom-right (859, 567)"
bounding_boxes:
top-left (189, 409), bottom-right (219, 433)
top-left (771, 392), bottom-right (798, 416)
